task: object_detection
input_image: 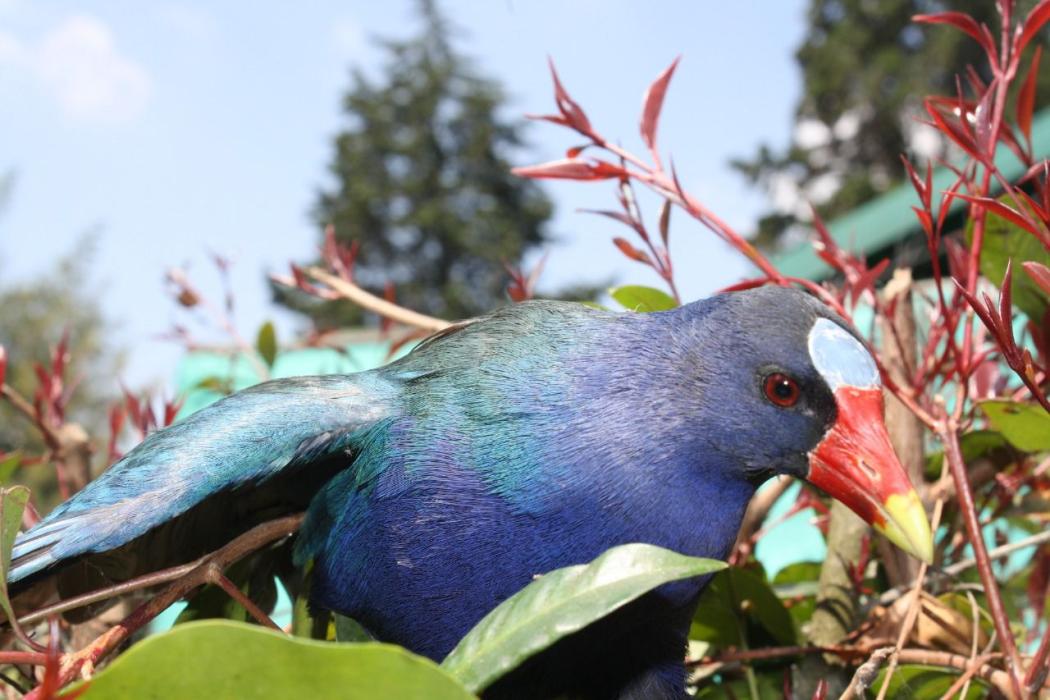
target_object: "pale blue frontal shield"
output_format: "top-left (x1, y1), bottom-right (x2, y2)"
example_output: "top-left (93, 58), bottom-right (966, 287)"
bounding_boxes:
top-left (807, 318), bottom-right (879, 390)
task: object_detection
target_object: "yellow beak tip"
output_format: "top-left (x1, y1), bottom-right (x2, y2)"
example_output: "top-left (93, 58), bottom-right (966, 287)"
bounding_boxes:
top-left (875, 491), bottom-right (934, 565)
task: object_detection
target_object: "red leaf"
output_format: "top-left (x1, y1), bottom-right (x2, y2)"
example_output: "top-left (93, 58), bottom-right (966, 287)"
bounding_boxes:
top-left (914, 12), bottom-right (997, 63)
top-left (582, 209), bottom-right (638, 230)
top-left (512, 158), bottom-right (625, 181)
top-left (925, 98), bottom-right (982, 162)
top-left (523, 113), bottom-right (569, 127)
top-left (944, 237), bottom-right (970, 281)
top-left (901, 156), bottom-right (930, 209)
top-left (810, 678), bottom-right (828, 700)
top-left (719, 277), bottom-right (769, 293)
top-left (1026, 546), bottom-right (1050, 635)
top-left (565, 144), bottom-right (589, 159)
top-left (1024, 261), bottom-right (1050, 296)
top-left (949, 191), bottom-right (1045, 238)
top-left (973, 82), bottom-right (998, 156)
top-left (639, 56), bottom-right (680, 153)
top-left (612, 237), bottom-right (652, 265)
top-left (108, 403), bottom-right (125, 462)
top-left (999, 260), bottom-right (1015, 339)
top-left (53, 330), bottom-right (70, 379)
top-left (0, 344), bottom-right (5, 387)
top-left (912, 206), bottom-right (933, 237)
top-left (1018, 45), bottom-right (1042, 143)
top-left (547, 58), bottom-right (593, 134)
top-left (1018, 0), bottom-right (1050, 54)
top-left (657, 199), bottom-right (672, 247)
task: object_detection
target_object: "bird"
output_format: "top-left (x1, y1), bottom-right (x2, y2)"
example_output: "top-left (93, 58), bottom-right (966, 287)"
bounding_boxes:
top-left (7, 286), bottom-right (932, 699)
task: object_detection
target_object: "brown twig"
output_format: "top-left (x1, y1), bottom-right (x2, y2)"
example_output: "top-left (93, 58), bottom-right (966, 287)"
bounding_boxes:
top-left (16, 560), bottom-right (203, 627)
top-left (0, 385), bottom-right (60, 452)
top-left (942, 423), bottom-right (1023, 696)
top-left (23, 514), bottom-right (304, 698)
top-left (211, 572), bottom-right (282, 631)
top-left (1026, 622), bottom-right (1050, 695)
top-left (0, 650), bottom-right (47, 666)
top-left (304, 267), bottom-right (451, 332)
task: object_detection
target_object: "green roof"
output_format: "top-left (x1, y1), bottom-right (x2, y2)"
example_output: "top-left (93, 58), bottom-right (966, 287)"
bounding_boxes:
top-left (772, 108), bottom-right (1050, 280)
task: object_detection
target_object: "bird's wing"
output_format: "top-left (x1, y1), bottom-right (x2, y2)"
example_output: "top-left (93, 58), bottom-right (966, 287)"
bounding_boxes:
top-left (9, 373), bottom-right (394, 585)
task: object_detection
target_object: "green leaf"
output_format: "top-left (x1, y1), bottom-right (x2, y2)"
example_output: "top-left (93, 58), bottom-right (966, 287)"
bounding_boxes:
top-left (979, 400), bottom-right (1050, 452)
top-left (869, 664), bottom-right (988, 699)
top-left (690, 567), bottom-right (797, 648)
top-left (0, 451), bottom-right (22, 485)
top-left (609, 285), bottom-right (678, 312)
top-left (924, 430), bottom-right (1010, 479)
top-left (440, 543), bottom-right (724, 694)
top-left (0, 486), bottom-right (29, 634)
top-left (194, 375), bottom-right (234, 395)
top-left (967, 194), bottom-right (1050, 320)
top-left (67, 620), bottom-right (474, 699)
top-left (256, 321), bottom-right (278, 368)
top-left (335, 614), bottom-right (373, 642)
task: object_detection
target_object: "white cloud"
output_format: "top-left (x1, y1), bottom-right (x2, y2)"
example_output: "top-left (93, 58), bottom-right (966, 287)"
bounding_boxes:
top-left (0, 14), bottom-right (151, 124)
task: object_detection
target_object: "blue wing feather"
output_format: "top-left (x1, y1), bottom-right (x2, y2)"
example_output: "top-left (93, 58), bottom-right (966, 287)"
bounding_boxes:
top-left (9, 373), bottom-right (394, 584)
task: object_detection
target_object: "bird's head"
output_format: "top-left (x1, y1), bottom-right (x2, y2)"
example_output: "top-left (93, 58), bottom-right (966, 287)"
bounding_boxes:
top-left (684, 285), bottom-right (933, 563)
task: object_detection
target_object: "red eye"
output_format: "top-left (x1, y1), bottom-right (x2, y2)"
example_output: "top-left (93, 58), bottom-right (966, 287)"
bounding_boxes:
top-left (764, 373), bottom-right (800, 407)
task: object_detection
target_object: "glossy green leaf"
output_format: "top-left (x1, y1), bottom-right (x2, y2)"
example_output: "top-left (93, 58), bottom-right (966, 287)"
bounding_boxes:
top-left (67, 620), bottom-right (474, 699)
top-left (869, 664), bottom-right (988, 699)
top-left (256, 321), bottom-right (278, 368)
top-left (967, 194), bottom-right (1050, 320)
top-left (979, 400), bottom-right (1050, 452)
top-left (0, 486), bottom-right (29, 632)
top-left (771, 561), bottom-right (821, 630)
top-left (924, 430), bottom-right (1010, 479)
top-left (609, 285), bottom-right (678, 312)
top-left (441, 543), bottom-right (724, 694)
top-left (691, 567), bottom-right (797, 648)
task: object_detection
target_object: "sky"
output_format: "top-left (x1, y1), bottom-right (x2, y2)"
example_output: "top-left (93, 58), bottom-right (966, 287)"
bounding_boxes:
top-left (0, 1), bottom-right (807, 389)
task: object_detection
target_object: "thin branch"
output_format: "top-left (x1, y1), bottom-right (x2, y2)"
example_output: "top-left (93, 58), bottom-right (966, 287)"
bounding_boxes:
top-left (303, 267), bottom-right (451, 332)
top-left (23, 514), bottom-right (303, 698)
top-left (0, 384), bottom-right (60, 451)
top-left (17, 559), bottom-right (204, 627)
top-left (211, 572), bottom-right (282, 631)
top-left (0, 650), bottom-right (47, 666)
top-left (942, 529), bottom-right (1050, 577)
top-left (942, 423), bottom-right (1024, 696)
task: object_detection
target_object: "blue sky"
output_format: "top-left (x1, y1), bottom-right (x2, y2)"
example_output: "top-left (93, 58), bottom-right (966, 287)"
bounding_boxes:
top-left (0, 1), bottom-right (806, 388)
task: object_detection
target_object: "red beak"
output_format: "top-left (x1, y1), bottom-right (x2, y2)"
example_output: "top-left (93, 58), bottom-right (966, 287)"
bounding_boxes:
top-left (806, 386), bottom-right (933, 563)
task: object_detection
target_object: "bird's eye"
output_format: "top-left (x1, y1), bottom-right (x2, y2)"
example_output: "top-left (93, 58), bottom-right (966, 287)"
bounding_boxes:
top-left (763, 373), bottom-right (800, 408)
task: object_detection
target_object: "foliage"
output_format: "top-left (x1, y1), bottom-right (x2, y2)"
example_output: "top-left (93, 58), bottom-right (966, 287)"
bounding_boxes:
top-left (1, 2), bottom-right (1050, 698)
top-left (734, 0), bottom-right (1050, 252)
top-left (68, 621), bottom-right (474, 699)
top-left (441, 544), bottom-right (724, 694)
top-left (0, 238), bottom-right (119, 459)
top-left (277, 0), bottom-right (555, 328)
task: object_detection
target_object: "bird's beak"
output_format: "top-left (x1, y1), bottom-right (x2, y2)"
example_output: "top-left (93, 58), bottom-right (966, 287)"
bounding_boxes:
top-left (806, 386), bottom-right (934, 564)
